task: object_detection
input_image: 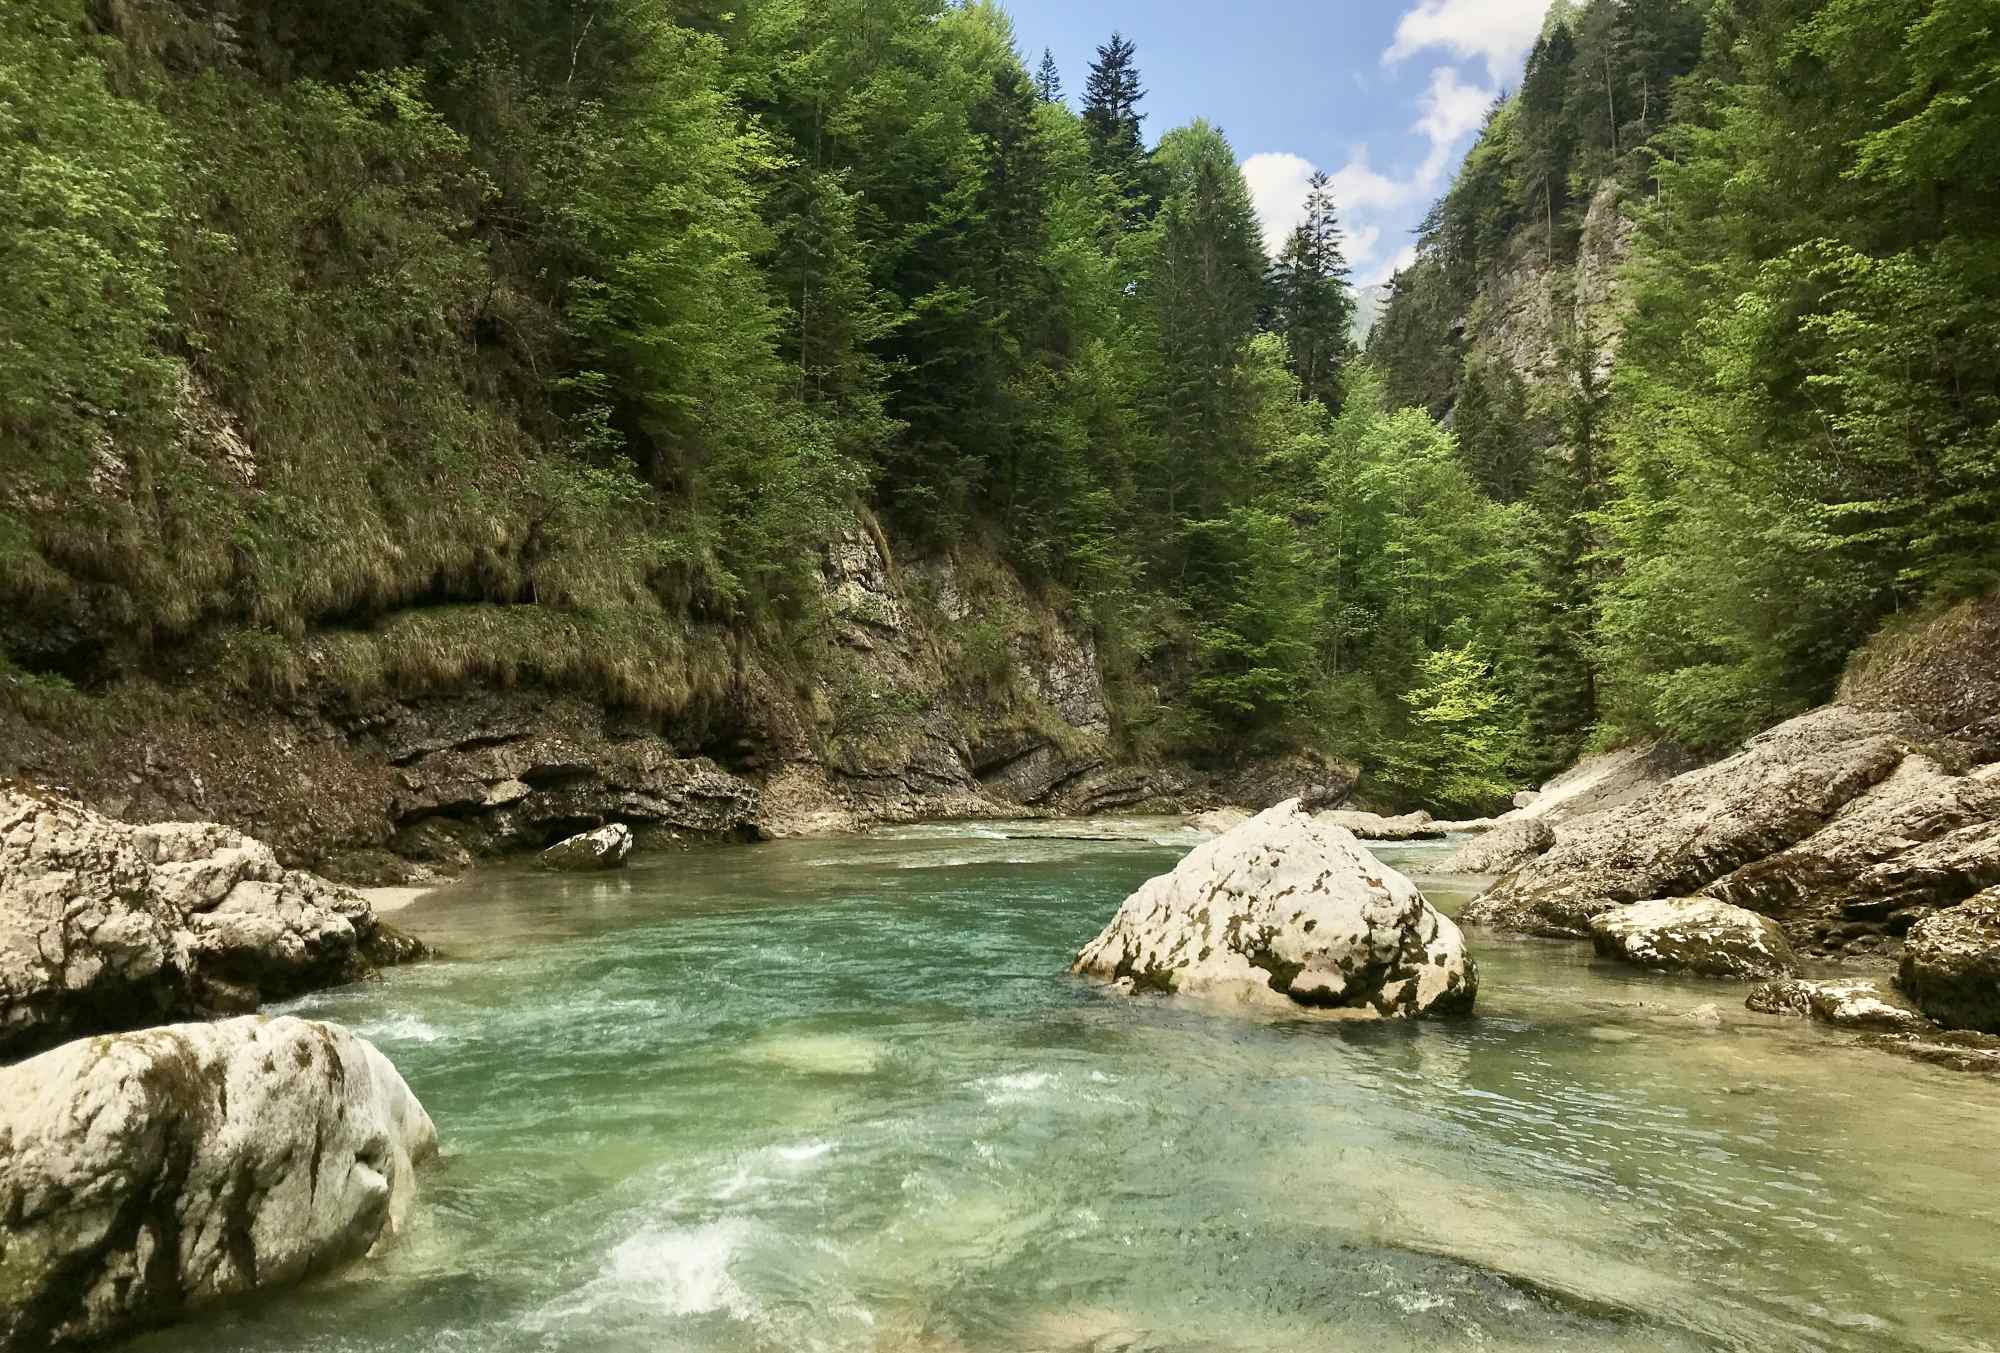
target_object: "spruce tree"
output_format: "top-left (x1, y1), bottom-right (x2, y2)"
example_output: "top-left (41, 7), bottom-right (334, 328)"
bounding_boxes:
top-left (1082, 31), bottom-right (1156, 227)
top-left (1034, 47), bottom-right (1062, 103)
top-left (1266, 170), bottom-right (1356, 410)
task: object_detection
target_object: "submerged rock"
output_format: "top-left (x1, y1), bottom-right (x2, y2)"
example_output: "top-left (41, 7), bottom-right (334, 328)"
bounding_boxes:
top-left (0, 1016), bottom-right (437, 1350)
top-left (539, 822), bottom-right (635, 872)
top-left (1590, 898), bottom-right (1801, 980)
top-left (1073, 800), bottom-right (1476, 1017)
top-left (1899, 891), bottom-right (2000, 1033)
top-left (1444, 818), bottom-right (1556, 875)
top-left (1466, 706), bottom-right (1928, 938)
top-left (1746, 978), bottom-right (1933, 1032)
top-left (0, 788), bottom-right (424, 1061)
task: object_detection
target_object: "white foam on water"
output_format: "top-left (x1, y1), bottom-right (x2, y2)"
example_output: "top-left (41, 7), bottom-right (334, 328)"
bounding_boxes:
top-left (604, 1221), bottom-right (752, 1317)
top-left (714, 1138), bottom-right (839, 1201)
top-left (354, 1012), bottom-right (445, 1045)
top-left (522, 1219), bottom-right (761, 1336)
top-left (979, 1070), bottom-right (1058, 1104)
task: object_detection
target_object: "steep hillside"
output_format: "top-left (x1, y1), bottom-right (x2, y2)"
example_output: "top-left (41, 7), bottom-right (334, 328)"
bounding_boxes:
top-left (1368, 0), bottom-right (2000, 763)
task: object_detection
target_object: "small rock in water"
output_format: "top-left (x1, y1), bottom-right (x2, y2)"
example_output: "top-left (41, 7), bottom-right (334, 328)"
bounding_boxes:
top-left (1898, 890), bottom-right (2000, 1034)
top-left (541, 822), bottom-right (635, 872)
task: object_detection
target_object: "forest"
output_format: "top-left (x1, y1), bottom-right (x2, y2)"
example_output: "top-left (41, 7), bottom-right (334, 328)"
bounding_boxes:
top-left (2, 0), bottom-right (1996, 812)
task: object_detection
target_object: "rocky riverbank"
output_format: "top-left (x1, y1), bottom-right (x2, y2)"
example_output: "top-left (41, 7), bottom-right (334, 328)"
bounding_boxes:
top-left (1458, 593), bottom-right (2000, 1061)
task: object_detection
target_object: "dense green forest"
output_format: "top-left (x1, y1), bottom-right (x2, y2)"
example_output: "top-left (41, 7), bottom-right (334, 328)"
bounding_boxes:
top-left (2, 0), bottom-right (1996, 812)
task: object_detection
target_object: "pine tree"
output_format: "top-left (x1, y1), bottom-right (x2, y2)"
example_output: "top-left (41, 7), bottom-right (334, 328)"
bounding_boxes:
top-left (1266, 170), bottom-right (1356, 410)
top-left (1082, 31), bottom-right (1155, 227)
top-left (1034, 47), bottom-right (1062, 104)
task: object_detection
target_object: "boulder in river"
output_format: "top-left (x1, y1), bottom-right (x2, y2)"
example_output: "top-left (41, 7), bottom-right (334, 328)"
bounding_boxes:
top-left (1590, 898), bottom-right (1802, 980)
top-left (539, 823), bottom-right (635, 872)
top-left (1444, 818), bottom-right (1556, 876)
top-left (1315, 809), bottom-right (1446, 842)
top-left (0, 788), bottom-right (424, 1061)
top-left (1898, 890), bottom-right (2000, 1033)
top-left (1745, 978), bottom-right (1933, 1032)
top-left (1073, 800), bottom-right (1476, 1017)
top-left (1186, 807), bottom-right (1252, 837)
top-left (0, 1016), bottom-right (437, 1351)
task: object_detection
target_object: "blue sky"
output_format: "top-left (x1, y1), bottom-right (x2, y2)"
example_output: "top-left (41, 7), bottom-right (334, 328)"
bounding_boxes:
top-left (999, 0), bottom-right (1555, 288)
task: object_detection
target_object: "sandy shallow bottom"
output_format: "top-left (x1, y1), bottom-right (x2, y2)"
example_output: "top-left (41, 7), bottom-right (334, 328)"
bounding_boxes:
top-left (132, 824), bottom-right (2000, 1353)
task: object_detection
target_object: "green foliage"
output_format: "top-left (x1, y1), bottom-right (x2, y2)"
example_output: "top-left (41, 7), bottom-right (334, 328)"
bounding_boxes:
top-left (1378, 645), bottom-right (1517, 813)
top-left (0, 0), bottom-right (177, 480)
top-left (1596, 0), bottom-right (2000, 748)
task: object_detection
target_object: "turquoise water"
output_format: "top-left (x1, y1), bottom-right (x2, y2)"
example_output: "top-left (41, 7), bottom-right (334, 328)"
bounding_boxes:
top-left (132, 821), bottom-right (2000, 1353)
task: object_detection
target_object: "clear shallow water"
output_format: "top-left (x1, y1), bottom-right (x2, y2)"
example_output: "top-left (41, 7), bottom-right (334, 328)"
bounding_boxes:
top-left (132, 822), bottom-right (2000, 1353)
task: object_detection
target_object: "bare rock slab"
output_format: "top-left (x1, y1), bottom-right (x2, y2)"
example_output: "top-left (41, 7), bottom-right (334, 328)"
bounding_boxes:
top-left (1073, 800), bottom-right (1476, 1018)
top-left (1899, 890), bottom-right (2000, 1033)
top-left (1466, 706), bottom-right (1926, 938)
top-left (0, 788), bottom-right (424, 1062)
top-left (0, 1016), bottom-right (437, 1350)
top-left (539, 823), bottom-right (635, 872)
top-left (1590, 898), bottom-right (1802, 980)
top-left (1444, 818), bottom-right (1556, 876)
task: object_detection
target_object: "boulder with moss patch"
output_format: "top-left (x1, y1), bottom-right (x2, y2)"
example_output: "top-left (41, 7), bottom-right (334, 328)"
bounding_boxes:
top-left (1899, 891), bottom-right (2000, 1033)
top-left (539, 823), bottom-right (635, 872)
top-left (1073, 800), bottom-right (1476, 1018)
top-left (0, 1016), bottom-right (437, 1350)
top-left (1590, 897), bottom-right (1801, 980)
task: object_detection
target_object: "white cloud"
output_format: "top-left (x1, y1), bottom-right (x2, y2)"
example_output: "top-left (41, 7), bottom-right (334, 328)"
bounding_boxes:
top-left (1385, 0), bottom-right (1553, 84)
top-left (1360, 244), bottom-right (1418, 291)
top-left (1241, 151), bottom-right (1319, 256)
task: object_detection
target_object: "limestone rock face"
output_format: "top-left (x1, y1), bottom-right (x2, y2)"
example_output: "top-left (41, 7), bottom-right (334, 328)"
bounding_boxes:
top-left (1508, 741), bottom-right (1694, 827)
top-left (539, 823), bottom-right (635, 872)
top-left (1746, 978), bottom-right (1933, 1032)
top-left (1705, 756), bottom-right (2000, 931)
top-left (0, 789), bottom-right (422, 1061)
top-left (1466, 706), bottom-right (1926, 938)
top-left (1444, 819), bottom-right (1556, 876)
top-left (1899, 891), bottom-right (2000, 1033)
top-left (0, 1016), bottom-right (437, 1351)
top-left (1073, 801), bottom-right (1476, 1018)
top-left (1590, 898), bottom-right (1802, 980)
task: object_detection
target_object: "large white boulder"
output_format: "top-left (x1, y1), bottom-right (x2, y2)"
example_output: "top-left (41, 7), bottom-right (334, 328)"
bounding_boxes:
top-left (1073, 800), bottom-right (1477, 1018)
top-left (0, 1016), bottom-right (437, 1350)
top-left (0, 789), bottom-right (422, 1061)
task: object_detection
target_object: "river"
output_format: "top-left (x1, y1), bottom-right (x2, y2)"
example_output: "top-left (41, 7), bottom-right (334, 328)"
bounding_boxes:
top-left (131, 820), bottom-right (2000, 1353)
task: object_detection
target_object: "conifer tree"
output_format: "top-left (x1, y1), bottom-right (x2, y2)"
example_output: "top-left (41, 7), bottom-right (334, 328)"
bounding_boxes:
top-left (1082, 32), bottom-right (1155, 227)
top-left (1034, 47), bottom-right (1062, 103)
top-left (1266, 170), bottom-right (1356, 410)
